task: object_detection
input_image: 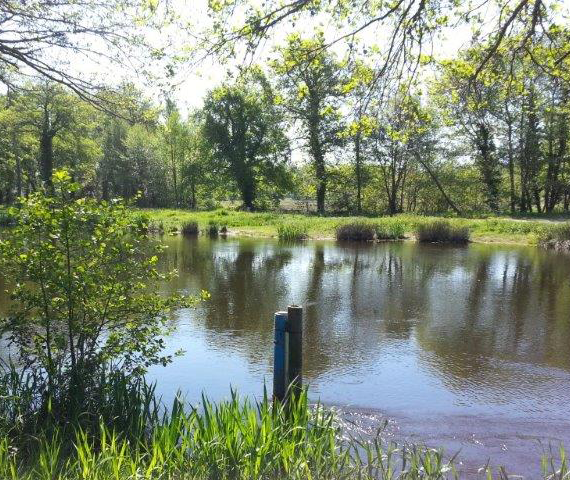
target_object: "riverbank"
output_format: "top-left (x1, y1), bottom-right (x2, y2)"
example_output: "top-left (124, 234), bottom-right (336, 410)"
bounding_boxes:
top-left (142, 208), bottom-right (569, 245)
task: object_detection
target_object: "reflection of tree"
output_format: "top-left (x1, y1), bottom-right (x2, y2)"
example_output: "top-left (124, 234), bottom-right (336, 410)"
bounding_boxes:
top-left (116, 237), bottom-right (570, 393)
top-left (414, 245), bottom-right (570, 397)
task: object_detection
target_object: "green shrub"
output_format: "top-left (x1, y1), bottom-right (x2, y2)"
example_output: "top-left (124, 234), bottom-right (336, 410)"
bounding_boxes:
top-left (207, 221), bottom-right (219, 237)
top-left (181, 221), bottom-right (199, 236)
top-left (538, 223), bottom-right (570, 250)
top-left (0, 210), bottom-right (16, 227)
top-left (131, 212), bottom-right (151, 233)
top-left (0, 170), bottom-right (194, 424)
top-left (416, 220), bottom-right (470, 244)
top-left (336, 222), bottom-right (375, 241)
top-left (277, 223), bottom-right (308, 241)
top-left (374, 221), bottom-right (406, 240)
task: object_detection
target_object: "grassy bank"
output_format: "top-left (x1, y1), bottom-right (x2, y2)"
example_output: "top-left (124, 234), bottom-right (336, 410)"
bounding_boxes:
top-left (1, 372), bottom-right (567, 479)
top-left (142, 208), bottom-right (568, 245)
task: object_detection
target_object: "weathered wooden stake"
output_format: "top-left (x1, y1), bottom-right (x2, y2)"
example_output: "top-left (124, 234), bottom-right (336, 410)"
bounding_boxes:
top-left (286, 305), bottom-right (303, 395)
top-left (273, 311), bottom-right (288, 402)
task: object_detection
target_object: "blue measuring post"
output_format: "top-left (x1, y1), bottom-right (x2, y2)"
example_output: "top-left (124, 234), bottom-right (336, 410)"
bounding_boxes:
top-left (273, 311), bottom-right (288, 402)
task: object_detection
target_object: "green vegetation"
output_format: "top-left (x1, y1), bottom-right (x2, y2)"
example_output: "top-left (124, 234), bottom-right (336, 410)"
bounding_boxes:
top-left (336, 222), bottom-right (376, 241)
top-left (416, 221), bottom-right (470, 244)
top-left (0, 172), bottom-right (196, 434)
top-left (277, 223), bottom-right (308, 241)
top-left (539, 222), bottom-right (570, 251)
top-left (207, 221), bottom-right (220, 237)
top-left (0, 208), bottom-right (15, 227)
top-left (375, 221), bottom-right (406, 240)
top-left (142, 209), bottom-right (560, 245)
top-left (181, 220), bottom-right (200, 236)
top-left (1, 368), bottom-right (568, 480)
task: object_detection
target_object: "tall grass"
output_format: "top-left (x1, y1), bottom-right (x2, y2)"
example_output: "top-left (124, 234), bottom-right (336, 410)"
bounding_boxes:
top-left (0, 369), bottom-right (567, 479)
top-left (416, 220), bottom-right (470, 244)
top-left (375, 220), bottom-right (406, 240)
top-left (278, 223), bottom-right (308, 241)
top-left (336, 222), bottom-right (376, 241)
top-left (0, 369), bottom-right (461, 480)
top-left (181, 221), bottom-right (199, 236)
top-left (539, 223), bottom-right (570, 251)
top-left (207, 221), bottom-right (219, 237)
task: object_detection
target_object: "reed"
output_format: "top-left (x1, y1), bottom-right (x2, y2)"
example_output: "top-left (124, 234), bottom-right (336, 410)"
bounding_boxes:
top-left (0, 369), bottom-right (566, 479)
top-left (181, 221), bottom-right (199, 236)
top-left (277, 223), bottom-right (308, 241)
top-left (374, 220), bottom-right (406, 240)
top-left (336, 222), bottom-right (375, 241)
top-left (416, 220), bottom-right (470, 244)
top-left (539, 223), bottom-right (570, 251)
top-left (207, 222), bottom-right (219, 237)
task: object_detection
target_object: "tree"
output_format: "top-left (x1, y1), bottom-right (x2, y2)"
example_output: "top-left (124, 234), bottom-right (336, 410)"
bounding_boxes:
top-left (272, 33), bottom-right (346, 214)
top-left (202, 0), bottom-right (562, 89)
top-left (436, 55), bottom-right (503, 211)
top-left (202, 73), bottom-right (290, 210)
top-left (0, 170), bottom-right (196, 412)
top-left (160, 99), bottom-right (188, 208)
top-left (0, 1), bottom-right (162, 111)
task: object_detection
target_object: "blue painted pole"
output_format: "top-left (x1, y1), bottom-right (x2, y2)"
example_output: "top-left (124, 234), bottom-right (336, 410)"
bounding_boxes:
top-left (273, 311), bottom-right (288, 402)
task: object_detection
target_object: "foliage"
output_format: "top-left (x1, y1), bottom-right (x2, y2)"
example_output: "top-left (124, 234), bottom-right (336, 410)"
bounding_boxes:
top-left (181, 221), bottom-right (199, 236)
top-left (0, 209), bottom-right (16, 227)
top-left (207, 221), bottom-right (219, 237)
top-left (336, 223), bottom-right (376, 242)
top-left (1, 370), bottom-right (568, 479)
top-left (538, 223), bottom-right (570, 251)
top-left (202, 72), bottom-right (291, 210)
top-left (375, 221), bottom-right (406, 240)
top-left (272, 33), bottom-right (348, 214)
top-left (0, 372), bottom-right (456, 480)
top-left (416, 221), bottom-right (470, 244)
top-left (0, 171), bottom-right (196, 417)
top-left (277, 223), bottom-right (308, 242)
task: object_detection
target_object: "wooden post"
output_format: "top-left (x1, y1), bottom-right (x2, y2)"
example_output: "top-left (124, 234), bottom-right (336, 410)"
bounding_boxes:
top-left (273, 311), bottom-right (288, 402)
top-left (286, 305), bottom-right (303, 396)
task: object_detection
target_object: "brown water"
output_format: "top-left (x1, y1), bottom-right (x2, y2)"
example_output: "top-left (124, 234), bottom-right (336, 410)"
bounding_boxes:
top-left (2, 236), bottom-right (570, 476)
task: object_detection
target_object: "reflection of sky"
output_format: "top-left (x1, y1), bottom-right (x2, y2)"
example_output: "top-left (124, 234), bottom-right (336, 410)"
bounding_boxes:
top-left (142, 238), bottom-right (570, 425)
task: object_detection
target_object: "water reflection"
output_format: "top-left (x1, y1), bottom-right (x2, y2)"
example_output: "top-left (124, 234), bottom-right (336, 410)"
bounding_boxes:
top-left (2, 237), bottom-right (570, 420)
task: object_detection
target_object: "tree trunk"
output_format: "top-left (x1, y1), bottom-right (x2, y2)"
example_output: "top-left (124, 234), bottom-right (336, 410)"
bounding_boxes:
top-left (413, 152), bottom-right (462, 216)
top-left (354, 133), bottom-right (362, 214)
top-left (505, 110), bottom-right (516, 213)
top-left (40, 128), bottom-right (55, 190)
top-left (170, 142), bottom-right (179, 208)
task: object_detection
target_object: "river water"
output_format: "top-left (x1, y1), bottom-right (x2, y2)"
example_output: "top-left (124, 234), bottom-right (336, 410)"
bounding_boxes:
top-left (2, 236), bottom-right (570, 476)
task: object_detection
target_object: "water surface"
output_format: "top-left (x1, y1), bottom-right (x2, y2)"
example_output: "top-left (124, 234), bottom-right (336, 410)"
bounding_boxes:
top-left (3, 236), bottom-right (570, 475)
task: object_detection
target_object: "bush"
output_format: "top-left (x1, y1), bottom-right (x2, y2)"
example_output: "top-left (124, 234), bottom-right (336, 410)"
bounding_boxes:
top-left (0, 209), bottom-right (16, 227)
top-left (539, 223), bottom-right (570, 251)
top-left (207, 222), bottom-right (219, 237)
top-left (416, 220), bottom-right (470, 244)
top-left (336, 222), bottom-right (375, 241)
top-left (147, 220), bottom-right (165, 234)
top-left (0, 170), bottom-right (194, 422)
top-left (277, 223), bottom-right (308, 241)
top-left (374, 221), bottom-right (406, 240)
top-left (181, 221), bottom-right (199, 236)
top-left (131, 213), bottom-right (151, 233)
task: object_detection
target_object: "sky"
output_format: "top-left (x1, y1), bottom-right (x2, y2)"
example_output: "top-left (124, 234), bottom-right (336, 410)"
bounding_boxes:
top-left (151, 0), bottom-right (479, 112)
